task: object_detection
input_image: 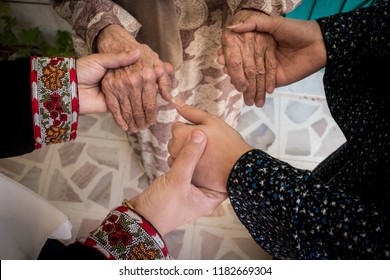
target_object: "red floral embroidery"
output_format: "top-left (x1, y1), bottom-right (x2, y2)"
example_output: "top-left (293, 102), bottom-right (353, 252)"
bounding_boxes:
top-left (30, 57), bottom-right (79, 148)
top-left (81, 207), bottom-right (170, 260)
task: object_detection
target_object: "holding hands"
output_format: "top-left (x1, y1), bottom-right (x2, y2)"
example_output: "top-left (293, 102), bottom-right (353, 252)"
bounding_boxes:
top-left (168, 99), bottom-right (253, 193)
top-left (77, 50), bottom-right (141, 115)
top-left (222, 14), bottom-right (327, 89)
top-left (219, 9), bottom-right (277, 107)
top-left (79, 12), bottom-right (330, 236)
top-left (96, 24), bottom-right (174, 132)
top-left (128, 129), bottom-right (227, 236)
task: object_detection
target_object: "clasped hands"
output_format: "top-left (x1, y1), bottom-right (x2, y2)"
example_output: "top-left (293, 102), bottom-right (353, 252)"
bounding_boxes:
top-left (127, 13), bottom-right (328, 236)
top-left (128, 99), bottom-right (252, 236)
top-left (93, 9), bottom-right (284, 132)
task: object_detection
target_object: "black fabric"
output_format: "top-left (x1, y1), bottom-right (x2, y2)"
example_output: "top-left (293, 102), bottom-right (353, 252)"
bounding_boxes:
top-left (38, 239), bottom-right (105, 260)
top-left (0, 57), bottom-right (35, 158)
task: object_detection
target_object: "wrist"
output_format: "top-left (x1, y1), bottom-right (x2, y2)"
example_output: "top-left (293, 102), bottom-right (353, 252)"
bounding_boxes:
top-left (82, 205), bottom-right (169, 259)
top-left (127, 197), bottom-right (170, 236)
top-left (224, 144), bottom-right (253, 184)
top-left (96, 24), bottom-right (136, 53)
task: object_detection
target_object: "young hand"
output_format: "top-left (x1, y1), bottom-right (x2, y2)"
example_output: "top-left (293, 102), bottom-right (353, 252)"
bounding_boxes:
top-left (168, 99), bottom-right (253, 193)
top-left (129, 130), bottom-right (227, 236)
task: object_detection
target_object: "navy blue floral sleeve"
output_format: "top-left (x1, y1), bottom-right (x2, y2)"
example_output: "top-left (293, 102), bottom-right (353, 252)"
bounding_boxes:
top-left (227, 0), bottom-right (390, 259)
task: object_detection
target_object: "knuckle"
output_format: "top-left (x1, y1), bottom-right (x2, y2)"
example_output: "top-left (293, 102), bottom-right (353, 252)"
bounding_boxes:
top-left (266, 59), bottom-right (277, 71)
top-left (228, 59), bottom-right (243, 71)
top-left (256, 64), bottom-right (266, 76)
top-left (244, 65), bottom-right (256, 80)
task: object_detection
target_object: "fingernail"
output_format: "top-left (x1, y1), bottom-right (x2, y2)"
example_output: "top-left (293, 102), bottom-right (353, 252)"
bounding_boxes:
top-left (172, 97), bottom-right (185, 107)
top-left (226, 23), bottom-right (242, 29)
top-left (191, 131), bottom-right (205, 143)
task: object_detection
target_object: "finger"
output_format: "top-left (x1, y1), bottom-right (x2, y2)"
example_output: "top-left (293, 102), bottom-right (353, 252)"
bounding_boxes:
top-left (141, 68), bottom-right (158, 126)
top-left (157, 71), bottom-right (173, 102)
top-left (93, 50), bottom-right (141, 69)
top-left (168, 130), bottom-right (207, 183)
top-left (264, 39), bottom-right (277, 94)
top-left (168, 121), bottom-right (192, 159)
top-left (101, 72), bottom-right (129, 131)
top-left (167, 156), bottom-right (174, 167)
top-left (110, 70), bottom-right (138, 129)
top-left (223, 46), bottom-right (247, 92)
top-left (253, 39), bottom-right (266, 107)
top-left (230, 16), bottom-right (279, 34)
top-left (126, 71), bottom-right (147, 130)
top-left (172, 99), bottom-right (210, 125)
top-left (242, 33), bottom-right (257, 106)
top-left (221, 31), bottom-right (246, 92)
top-left (217, 54), bottom-right (226, 66)
top-left (106, 93), bottom-right (130, 131)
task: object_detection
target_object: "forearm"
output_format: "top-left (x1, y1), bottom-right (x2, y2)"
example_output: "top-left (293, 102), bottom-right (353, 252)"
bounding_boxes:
top-left (237, 0), bottom-right (302, 16)
top-left (317, 0), bottom-right (389, 65)
top-left (65, 205), bottom-right (170, 260)
top-left (0, 57), bottom-right (79, 158)
top-left (0, 58), bottom-right (34, 158)
top-left (227, 149), bottom-right (390, 259)
top-left (51, 0), bottom-right (141, 55)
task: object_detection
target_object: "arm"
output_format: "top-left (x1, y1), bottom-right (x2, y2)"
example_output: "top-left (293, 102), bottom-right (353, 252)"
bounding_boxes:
top-left (50, 0), bottom-right (141, 56)
top-left (51, 0), bottom-right (173, 132)
top-left (0, 58), bottom-right (35, 158)
top-left (317, 0), bottom-right (389, 66)
top-left (169, 1), bottom-right (390, 259)
top-left (0, 51), bottom-right (140, 159)
top-left (0, 56), bottom-right (79, 157)
top-left (169, 102), bottom-right (390, 259)
top-left (228, 0), bottom-right (389, 88)
top-left (61, 130), bottom-right (226, 260)
top-left (228, 150), bottom-right (390, 259)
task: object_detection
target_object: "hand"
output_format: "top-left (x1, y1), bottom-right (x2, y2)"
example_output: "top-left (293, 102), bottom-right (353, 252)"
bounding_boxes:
top-left (129, 130), bottom-right (227, 236)
top-left (229, 15), bottom-right (327, 87)
top-left (96, 24), bottom-right (174, 131)
top-left (168, 99), bottom-right (253, 193)
top-left (218, 10), bottom-right (277, 107)
top-left (77, 51), bottom-right (141, 115)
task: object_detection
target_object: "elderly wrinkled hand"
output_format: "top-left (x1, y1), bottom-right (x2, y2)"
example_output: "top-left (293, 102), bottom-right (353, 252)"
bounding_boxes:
top-left (168, 99), bottom-right (253, 193)
top-left (76, 51), bottom-right (141, 115)
top-left (218, 9), bottom-right (277, 107)
top-left (128, 130), bottom-right (227, 236)
top-left (96, 24), bottom-right (174, 132)
top-left (227, 13), bottom-right (327, 87)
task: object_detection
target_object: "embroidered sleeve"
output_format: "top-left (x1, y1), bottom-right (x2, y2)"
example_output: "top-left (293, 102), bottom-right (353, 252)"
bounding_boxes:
top-left (237, 0), bottom-right (302, 16)
top-left (50, 0), bottom-right (141, 56)
top-left (79, 206), bottom-right (170, 260)
top-left (30, 57), bottom-right (78, 149)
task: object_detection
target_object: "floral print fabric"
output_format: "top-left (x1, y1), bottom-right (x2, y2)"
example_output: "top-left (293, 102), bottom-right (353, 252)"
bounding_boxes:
top-left (80, 206), bottom-right (169, 260)
top-left (30, 57), bottom-right (78, 149)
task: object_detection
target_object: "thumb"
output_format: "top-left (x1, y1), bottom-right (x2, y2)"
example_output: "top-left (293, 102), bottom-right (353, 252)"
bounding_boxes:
top-left (173, 98), bottom-right (209, 125)
top-left (93, 50), bottom-right (141, 69)
top-left (168, 130), bottom-right (206, 182)
top-left (228, 15), bottom-right (279, 34)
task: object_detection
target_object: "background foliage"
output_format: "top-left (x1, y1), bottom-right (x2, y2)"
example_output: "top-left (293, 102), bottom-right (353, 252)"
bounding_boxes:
top-left (0, 0), bottom-right (75, 60)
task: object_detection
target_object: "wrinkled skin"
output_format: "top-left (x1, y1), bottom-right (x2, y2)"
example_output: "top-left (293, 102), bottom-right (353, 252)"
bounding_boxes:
top-left (77, 51), bottom-right (141, 114)
top-left (219, 9), bottom-right (277, 107)
top-left (96, 24), bottom-right (174, 132)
